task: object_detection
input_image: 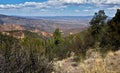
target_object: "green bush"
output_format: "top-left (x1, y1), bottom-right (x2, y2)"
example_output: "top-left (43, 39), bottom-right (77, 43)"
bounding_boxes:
top-left (0, 33), bottom-right (53, 73)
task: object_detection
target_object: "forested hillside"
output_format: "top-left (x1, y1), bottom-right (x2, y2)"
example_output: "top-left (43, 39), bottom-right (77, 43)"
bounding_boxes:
top-left (0, 9), bottom-right (120, 73)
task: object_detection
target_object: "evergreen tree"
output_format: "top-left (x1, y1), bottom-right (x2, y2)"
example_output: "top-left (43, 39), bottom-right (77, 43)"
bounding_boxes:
top-left (89, 10), bottom-right (107, 39)
top-left (53, 28), bottom-right (62, 45)
top-left (107, 9), bottom-right (120, 49)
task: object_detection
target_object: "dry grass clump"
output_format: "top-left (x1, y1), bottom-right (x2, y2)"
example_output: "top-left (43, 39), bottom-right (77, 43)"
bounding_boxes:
top-left (53, 49), bottom-right (120, 73)
top-left (80, 49), bottom-right (120, 73)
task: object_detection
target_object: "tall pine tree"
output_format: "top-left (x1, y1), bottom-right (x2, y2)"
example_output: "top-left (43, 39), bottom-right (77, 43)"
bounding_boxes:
top-left (53, 28), bottom-right (62, 45)
top-left (89, 10), bottom-right (107, 40)
top-left (107, 9), bottom-right (120, 49)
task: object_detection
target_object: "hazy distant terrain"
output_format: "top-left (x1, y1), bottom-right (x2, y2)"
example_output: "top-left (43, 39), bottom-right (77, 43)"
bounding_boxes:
top-left (0, 14), bottom-right (91, 34)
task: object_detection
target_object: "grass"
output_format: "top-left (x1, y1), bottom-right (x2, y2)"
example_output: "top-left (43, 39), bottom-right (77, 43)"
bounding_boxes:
top-left (80, 49), bottom-right (120, 73)
top-left (53, 49), bottom-right (120, 73)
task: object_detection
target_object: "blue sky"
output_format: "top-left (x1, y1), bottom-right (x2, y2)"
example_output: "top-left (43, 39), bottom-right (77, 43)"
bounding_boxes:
top-left (0, 0), bottom-right (120, 16)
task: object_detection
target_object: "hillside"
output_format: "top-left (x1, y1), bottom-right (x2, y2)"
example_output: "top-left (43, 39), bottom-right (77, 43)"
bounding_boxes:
top-left (0, 9), bottom-right (120, 73)
top-left (1, 30), bottom-right (52, 40)
top-left (0, 14), bottom-right (89, 34)
top-left (54, 50), bottom-right (120, 73)
top-left (0, 24), bottom-right (25, 32)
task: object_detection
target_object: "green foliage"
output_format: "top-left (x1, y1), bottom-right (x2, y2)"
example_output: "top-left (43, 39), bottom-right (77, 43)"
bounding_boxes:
top-left (44, 28), bottom-right (70, 60)
top-left (89, 10), bottom-right (107, 40)
top-left (90, 9), bottom-right (120, 51)
top-left (64, 31), bottom-right (94, 59)
top-left (0, 33), bottom-right (53, 73)
top-left (53, 28), bottom-right (62, 45)
top-left (45, 34), bottom-right (70, 60)
top-left (105, 9), bottom-right (120, 50)
top-left (0, 33), bottom-right (18, 50)
top-left (1, 9), bottom-right (120, 72)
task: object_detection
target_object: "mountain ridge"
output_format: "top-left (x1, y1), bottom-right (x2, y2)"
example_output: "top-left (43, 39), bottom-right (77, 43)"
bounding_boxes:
top-left (0, 14), bottom-right (90, 34)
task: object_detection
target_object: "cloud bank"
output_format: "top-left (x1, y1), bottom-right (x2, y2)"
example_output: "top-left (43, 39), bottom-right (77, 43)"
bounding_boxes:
top-left (0, 0), bottom-right (120, 16)
top-left (0, 0), bottom-right (120, 9)
top-left (61, 0), bottom-right (120, 4)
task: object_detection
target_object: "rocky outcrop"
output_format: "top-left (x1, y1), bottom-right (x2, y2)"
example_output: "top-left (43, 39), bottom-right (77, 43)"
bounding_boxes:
top-left (0, 23), bottom-right (25, 32)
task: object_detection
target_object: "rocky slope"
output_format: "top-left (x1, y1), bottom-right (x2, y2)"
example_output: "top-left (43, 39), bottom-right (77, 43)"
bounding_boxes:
top-left (0, 24), bottom-right (25, 32)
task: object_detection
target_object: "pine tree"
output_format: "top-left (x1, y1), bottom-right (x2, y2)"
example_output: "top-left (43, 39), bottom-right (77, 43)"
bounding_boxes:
top-left (89, 10), bottom-right (107, 39)
top-left (107, 9), bottom-right (120, 49)
top-left (53, 28), bottom-right (62, 45)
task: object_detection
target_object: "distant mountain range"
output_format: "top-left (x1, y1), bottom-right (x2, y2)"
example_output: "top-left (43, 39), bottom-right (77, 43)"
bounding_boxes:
top-left (0, 14), bottom-right (92, 34)
top-left (24, 16), bottom-right (92, 20)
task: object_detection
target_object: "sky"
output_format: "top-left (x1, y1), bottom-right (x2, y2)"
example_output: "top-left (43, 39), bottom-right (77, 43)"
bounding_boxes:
top-left (0, 0), bottom-right (120, 16)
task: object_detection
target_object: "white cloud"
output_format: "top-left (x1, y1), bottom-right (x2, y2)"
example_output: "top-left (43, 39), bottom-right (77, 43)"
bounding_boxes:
top-left (50, 0), bottom-right (120, 4)
top-left (83, 9), bottom-right (89, 12)
top-left (0, 1), bottom-right (62, 9)
top-left (40, 9), bottom-right (48, 12)
top-left (0, 4), bottom-right (21, 9)
top-left (107, 5), bottom-right (120, 10)
top-left (0, 2), bottom-right (49, 9)
top-left (0, 0), bottom-right (120, 9)
top-left (83, 9), bottom-right (97, 12)
top-left (0, 1), bottom-right (66, 9)
top-left (55, 5), bottom-right (68, 9)
top-left (105, 0), bottom-right (120, 4)
top-left (0, 0), bottom-right (120, 17)
top-left (75, 9), bottom-right (80, 12)
top-left (62, 0), bottom-right (85, 4)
